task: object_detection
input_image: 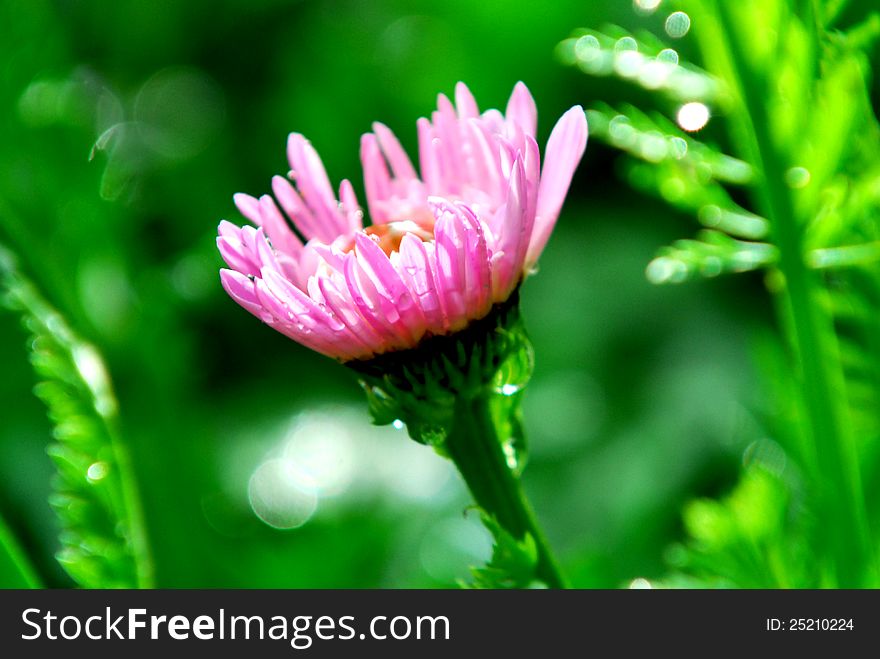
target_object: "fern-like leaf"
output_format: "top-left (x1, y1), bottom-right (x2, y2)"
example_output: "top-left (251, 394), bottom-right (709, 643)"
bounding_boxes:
top-left (463, 512), bottom-right (539, 589)
top-left (0, 244), bottom-right (152, 588)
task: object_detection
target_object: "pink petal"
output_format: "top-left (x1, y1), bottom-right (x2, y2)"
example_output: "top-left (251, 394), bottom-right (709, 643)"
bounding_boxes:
top-left (372, 122), bottom-right (417, 180)
top-left (505, 81), bottom-right (537, 138)
top-left (432, 204), bottom-right (469, 329)
top-left (466, 119), bottom-right (504, 203)
top-left (417, 117), bottom-right (442, 192)
top-left (530, 106), bottom-right (588, 265)
top-left (219, 269), bottom-right (272, 322)
top-left (233, 192), bottom-right (262, 225)
top-left (490, 157), bottom-right (532, 300)
top-left (317, 273), bottom-right (384, 353)
top-left (259, 267), bottom-right (361, 360)
top-left (343, 254), bottom-right (412, 351)
top-left (455, 82), bottom-right (480, 119)
top-left (458, 205), bottom-right (492, 318)
top-left (271, 175), bottom-right (321, 242)
top-left (338, 179), bottom-right (364, 232)
top-left (397, 233), bottom-right (446, 332)
top-left (256, 194), bottom-right (303, 258)
top-left (360, 132), bottom-right (393, 224)
top-left (217, 222), bottom-right (260, 276)
top-left (354, 232), bottom-right (426, 336)
top-left (287, 133), bottom-right (348, 239)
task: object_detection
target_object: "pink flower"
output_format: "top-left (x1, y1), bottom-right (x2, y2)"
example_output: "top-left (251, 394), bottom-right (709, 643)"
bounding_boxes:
top-left (218, 82), bottom-right (587, 361)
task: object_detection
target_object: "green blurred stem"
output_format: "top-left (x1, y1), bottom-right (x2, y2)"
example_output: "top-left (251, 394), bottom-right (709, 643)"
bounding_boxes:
top-left (444, 394), bottom-right (568, 589)
top-left (0, 510), bottom-right (42, 588)
top-left (715, 2), bottom-right (873, 586)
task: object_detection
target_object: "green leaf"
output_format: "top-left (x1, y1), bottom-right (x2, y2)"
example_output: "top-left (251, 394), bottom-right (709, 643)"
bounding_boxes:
top-left (0, 244), bottom-right (152, 588)
top-left (666, 463), bottom-right (810, 588)
top-left (463, 512), bottom-right (539, 589)
top-left (558, 27), bottom-right (724, 104)
top-left (646, 230), bottom-right (777, 284)
top-left (0, 510), bottom-right (42, 588)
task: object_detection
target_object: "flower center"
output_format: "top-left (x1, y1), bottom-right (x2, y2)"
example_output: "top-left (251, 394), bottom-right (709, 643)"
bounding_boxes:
top-left (361, 218), bottom-right (435, 255)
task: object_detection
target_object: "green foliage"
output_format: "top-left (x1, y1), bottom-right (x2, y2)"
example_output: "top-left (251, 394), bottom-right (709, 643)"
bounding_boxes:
top-left (0, 510), bottom-right (41, 588)
top-left (557, 27), bottom-right (723, 104)
top-left (668, 464), bottom-right (809, 588)
top-left (0, 245), bottom-right (151, 588)
top-left (464, 513), bottom-right (539, 589)
top-left (570, 0), bottom-right (880, 587)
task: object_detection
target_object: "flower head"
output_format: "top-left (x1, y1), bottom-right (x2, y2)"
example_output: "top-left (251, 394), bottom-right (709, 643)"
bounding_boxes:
top-left (218, 82), bottom-right (587, 361)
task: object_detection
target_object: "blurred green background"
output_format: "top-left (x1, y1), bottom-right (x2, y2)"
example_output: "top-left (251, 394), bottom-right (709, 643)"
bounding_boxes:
top-left (0, 0), bottom-right (781, 587)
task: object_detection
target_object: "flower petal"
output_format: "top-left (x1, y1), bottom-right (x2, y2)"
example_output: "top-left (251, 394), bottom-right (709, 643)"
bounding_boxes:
top-left (397, 232), bottom-right (447, 333)
top-left (372, 122), bottom-right (418, 180)
top-left (530, 106), bottom-right (588, 265)
top-left (455, 82), bottom-right (480, 119)
top-left (505, 81), bottom-right (537, 138)
top-left (219, 269), bottom-right (272, 322)
top-left (287, 133), bottom-right (349, 239)
top-left (360, 132), bottom-right (393, 224)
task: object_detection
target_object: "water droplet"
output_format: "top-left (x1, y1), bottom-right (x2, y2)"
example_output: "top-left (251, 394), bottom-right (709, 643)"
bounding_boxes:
top-left (665, 11), bottom-right (691, 39)
top-left (614, 36), bottom-right (638, 53)
top-left (629, 577), bottom-right (653, 589)
top-left (609, 115), bottom-right (636, 146)
top-left (614, 50), bottom-right (645, 78)
top-left (657, 48), bottom-right (679, 65)
top-left (500, 383), bottom-right (519, 396)
top-left (574, 34), bottom-right (602, 63)
top-left (87, 461), bottom-right (109, 482)
top-left (502, 441), bottom-right (518, 470)
top-left (646, 256), bottom-right (687, 284)
top-left (392, 419), bottom-right (405, 430)
top-left (637, 60), bottom-right (673, 89)
top-left (640, 131), bottom-right (669, 162)
top-left (785, 166), bottom-right (811, 189)
top-left (633, 0), bottom-right (662, 15)
top-left (676, 102), bottom-right (710, 132)
top-left (669, 136), bottom-right (688, 159)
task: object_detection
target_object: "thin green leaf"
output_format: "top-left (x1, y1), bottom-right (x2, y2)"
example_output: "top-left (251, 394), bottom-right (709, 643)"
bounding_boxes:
top-left (0, 244), bottom-right (152, 588)
top-left (0, 510), bottom-right (42, 588)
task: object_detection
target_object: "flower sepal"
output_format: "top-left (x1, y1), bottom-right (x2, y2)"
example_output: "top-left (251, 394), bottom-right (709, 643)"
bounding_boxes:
top-left (347, 288), bottom-right (533, 457)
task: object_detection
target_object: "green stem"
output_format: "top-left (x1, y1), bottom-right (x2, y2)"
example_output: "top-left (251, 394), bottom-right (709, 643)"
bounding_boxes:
top-left (715, 2), bottom-right (873, 586)
top-left (444, 393), bottom-right (568, 589)
top-left (0, 510), bottom-right (42, 588)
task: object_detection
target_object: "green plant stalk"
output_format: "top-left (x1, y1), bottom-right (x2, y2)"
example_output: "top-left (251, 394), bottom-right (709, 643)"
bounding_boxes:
top-left (0, 510), bottom-right (42, 588)
top-left (443, 393), bottom-right (568, 589)
top-left (108, 421), bottom-right (155, 589)
top-left (1, 247), bottom-right (154, 588)
top-left (714, 2), bottom-right (873, 586)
